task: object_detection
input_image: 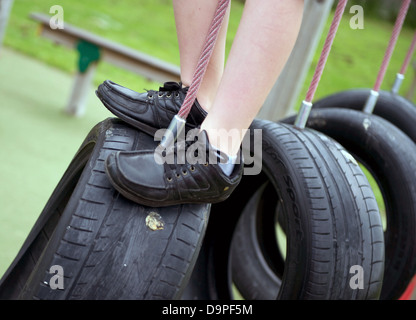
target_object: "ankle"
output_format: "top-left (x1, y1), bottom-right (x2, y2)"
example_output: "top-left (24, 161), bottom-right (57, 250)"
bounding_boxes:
top-left (195, 95), bottom-right (211, 113)
top-left (180, 80), bottom-right (211, 112)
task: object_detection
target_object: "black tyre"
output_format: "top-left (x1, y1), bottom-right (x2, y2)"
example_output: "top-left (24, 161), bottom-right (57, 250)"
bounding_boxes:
top-left (313, 89), bottom-right (416, 143)
top-left (229, 182), bottom-right (284, 300)
top-left (183, 118), bottom-right (385, 300)
top-left (309, 90), bottom-right (416, 298)
top-left (0, 118), bottom-right (210, 300)
top-left (277, 108), bottom-right (416, 300)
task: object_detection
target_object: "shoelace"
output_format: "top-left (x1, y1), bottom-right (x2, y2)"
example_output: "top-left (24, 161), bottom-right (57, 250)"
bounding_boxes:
top-left (147, 82), bottom-right (187, 99)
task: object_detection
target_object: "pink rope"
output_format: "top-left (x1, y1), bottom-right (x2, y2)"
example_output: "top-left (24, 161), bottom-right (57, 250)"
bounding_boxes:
top-left (177, 0), bottom-right (230, 119)
top-left (399, 29), bottom-right (416, 75)
top-left (305, 0), bottom-right (348, 103)
top-left (373, 0), bottom-right (411, 92)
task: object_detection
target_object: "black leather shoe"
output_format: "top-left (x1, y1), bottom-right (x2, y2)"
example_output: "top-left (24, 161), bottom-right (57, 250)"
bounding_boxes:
top-left (105, 130), bottom-right (243, 207)
top-left (96, 80), bottom-right (207, 136)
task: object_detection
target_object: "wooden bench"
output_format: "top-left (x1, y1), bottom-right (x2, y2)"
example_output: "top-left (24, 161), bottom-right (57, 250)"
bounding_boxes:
top-left (30, 12), bottom-right (180, 116)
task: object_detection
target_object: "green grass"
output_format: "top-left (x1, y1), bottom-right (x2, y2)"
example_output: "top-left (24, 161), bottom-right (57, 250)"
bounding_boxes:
top-left (5, 0), bottom-right (416, 101)
top-left (298, 12), bottom-right (416, 105)
top-left (4, 0), bottom-right (245, 92)
top-left (0, 1), bottom-right (414, 278)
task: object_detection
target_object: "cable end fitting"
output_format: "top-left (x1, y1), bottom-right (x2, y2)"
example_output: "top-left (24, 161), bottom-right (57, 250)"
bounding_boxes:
top-left (294, 100), bottom-right (313, 130)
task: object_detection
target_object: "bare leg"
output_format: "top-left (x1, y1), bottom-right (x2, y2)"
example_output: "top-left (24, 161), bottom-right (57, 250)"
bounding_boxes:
top-left (103, 1), bottom-right (305, 206)
top-left (201, 0), bottom-right (304, 156)
top-left (173, 0), bottom-right (230, 112)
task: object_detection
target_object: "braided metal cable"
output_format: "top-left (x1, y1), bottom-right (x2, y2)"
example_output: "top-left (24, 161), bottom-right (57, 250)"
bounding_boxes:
top-left (305, 0), bottom-right (348, 103)
top-left (177, 0), bottom-right (230, 119)
top-left (400, 28), bottom-right (416, 76)
top-left (374, 0), bottom-right (411, 92)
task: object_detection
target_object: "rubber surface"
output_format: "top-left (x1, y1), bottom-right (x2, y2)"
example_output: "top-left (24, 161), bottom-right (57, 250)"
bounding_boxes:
top-left (282, 108), bottom-right (416, 300)
top-left (313, 89), bottom-right (416, 143)
top-left (0, 118), bottom-right (210, 300)
top-left (183, 118), bottom-right (385, 300)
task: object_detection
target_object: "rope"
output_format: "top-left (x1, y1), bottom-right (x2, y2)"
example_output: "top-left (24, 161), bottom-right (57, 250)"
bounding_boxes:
top-left (294, 0), bottom-right (347, 129)
top-left (305, 0), bottom-right (348, 103)
top-left (177, 0), bottom-right (230, 119)
top-left (400, 29), bottom-right (416, 75)
top-left (373, 0), bottom-right (411, 92)
top-left (391, 28), bottom-right (416, 94)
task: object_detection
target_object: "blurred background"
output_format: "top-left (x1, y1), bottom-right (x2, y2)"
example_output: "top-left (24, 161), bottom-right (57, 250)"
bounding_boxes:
top-left (0, 0), bottom-right (415, 278)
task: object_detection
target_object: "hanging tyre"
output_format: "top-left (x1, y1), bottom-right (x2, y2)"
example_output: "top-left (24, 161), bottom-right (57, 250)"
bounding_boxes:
top-left (273, 108), bottom-right (416, 300)
top-left (0, 118), bottom-right (210, 300)
top-left (183, 118), bottom-right (385, 300)
top-left (312, 89), bottom-right (416, 143)
top-left (231, 109), bottom-right (416, 300)
top-left (229, 182), bottom-right (284, 300)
